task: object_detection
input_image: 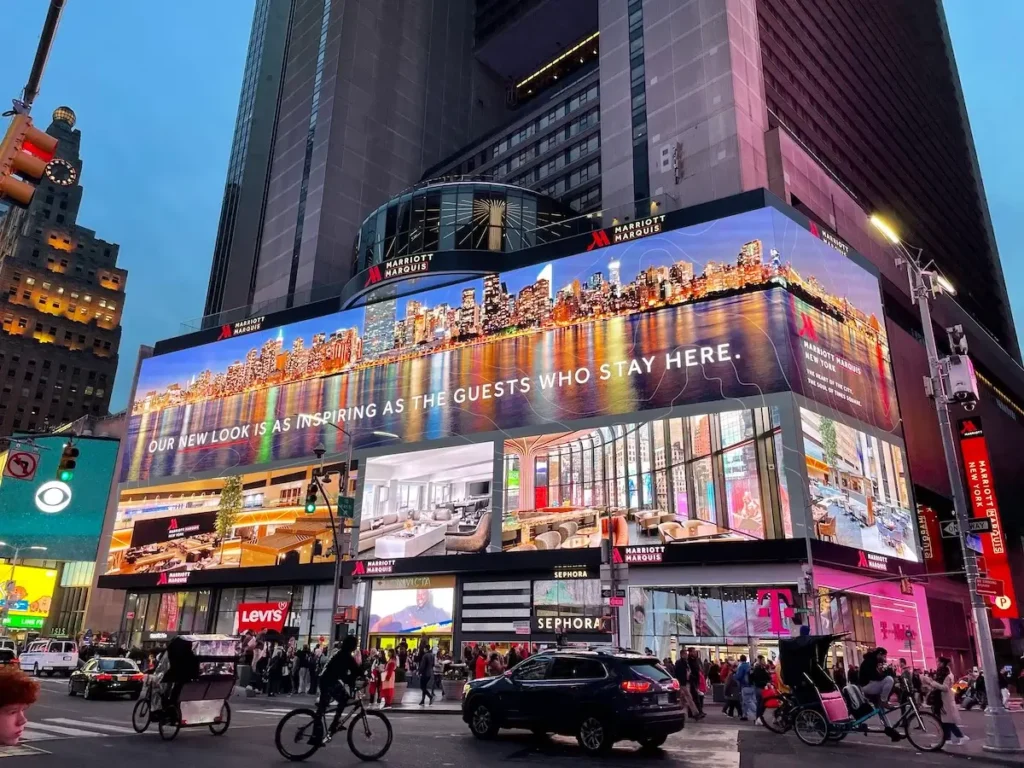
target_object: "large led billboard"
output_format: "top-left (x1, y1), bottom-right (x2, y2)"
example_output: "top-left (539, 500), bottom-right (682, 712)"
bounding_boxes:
top-left (104, 464), bottom-right (341, 577)
top-left (0, 565), bottom-right (58, 630)
top-left (0, 435), bottom-right (119, 561)
top-left (123, 206), bottom-right (898, 484)
top-left (800, 408), bottom-right (918, 562)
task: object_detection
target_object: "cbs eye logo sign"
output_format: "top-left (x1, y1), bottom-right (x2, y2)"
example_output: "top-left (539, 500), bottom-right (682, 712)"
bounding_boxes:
top-left (35, 481), bottom-right (72, 513)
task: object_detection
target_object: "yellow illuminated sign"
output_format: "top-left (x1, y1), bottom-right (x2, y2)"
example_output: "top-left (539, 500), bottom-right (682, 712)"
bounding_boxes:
top-left (1, 565), bottom-right (58, 618)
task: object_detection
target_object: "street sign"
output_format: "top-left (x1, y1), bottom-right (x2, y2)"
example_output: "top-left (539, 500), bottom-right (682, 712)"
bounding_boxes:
top-left (337, 496), bottom-right (356, 520)
top-left (940, 521), bottom-right (959, 539)
top-left (2, 450), bottom-right (39, 481)
top-left (965, 534), bottom-right (984, 555)
top-left (513, 620), bottom-right (531, 635)
top-left (976, 577), bottom-right (1003, 597)
top-left (967, 518), bottom-right (993, 534)
top-left (609, 596), bottom-right (624, 607)
top-left (601, 587), bottom-right (627, 599)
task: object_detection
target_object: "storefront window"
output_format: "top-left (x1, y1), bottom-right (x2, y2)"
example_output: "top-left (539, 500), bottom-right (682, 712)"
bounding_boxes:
top-left (724, 443), bottom-right (763, 538)
top-left (631, 585), bottom-right (796, 660)
top-left (691, 457), bottom-right (715, 523)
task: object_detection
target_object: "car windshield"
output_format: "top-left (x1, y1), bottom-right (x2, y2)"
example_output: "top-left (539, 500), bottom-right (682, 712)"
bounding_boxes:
top-left (97, 659), bottom-right (138, 672)
top-left (625, 660), bottom-right (674, 683)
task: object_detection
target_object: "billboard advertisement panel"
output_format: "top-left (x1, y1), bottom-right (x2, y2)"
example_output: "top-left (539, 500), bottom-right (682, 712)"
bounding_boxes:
top-left (123, 207), bottom-right (896, 484)
top-left (104, 464), bottom-right (341, 577)
top-left (367, 586), bottom-right (454, 635)
top-left (800, 408), bottom-right (918, 562)
top-left (0, 435), bottom-right (119, 561)
top-left (0, 565), bottom-right (58, 630)
top-left (957, 418), bottom-right (1017, 619)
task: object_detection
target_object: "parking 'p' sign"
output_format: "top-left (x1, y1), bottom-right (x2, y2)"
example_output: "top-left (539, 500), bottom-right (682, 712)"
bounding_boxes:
top-left (2, 450), bottom-right (39, 482)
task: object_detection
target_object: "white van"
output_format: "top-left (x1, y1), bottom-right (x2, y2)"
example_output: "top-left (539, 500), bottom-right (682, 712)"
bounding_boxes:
top-left (19, 639), bottom-right (78, 676)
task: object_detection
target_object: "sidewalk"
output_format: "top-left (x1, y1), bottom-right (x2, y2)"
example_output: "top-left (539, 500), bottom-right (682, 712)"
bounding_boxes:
top-left (939, 709), bottom-right (1024, 767)
top-left (235, 686), bottom-right (462, 714)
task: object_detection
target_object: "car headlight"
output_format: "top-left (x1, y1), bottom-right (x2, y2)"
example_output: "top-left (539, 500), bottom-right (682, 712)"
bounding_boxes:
top-left (463, 683), bottom-right (471, 697)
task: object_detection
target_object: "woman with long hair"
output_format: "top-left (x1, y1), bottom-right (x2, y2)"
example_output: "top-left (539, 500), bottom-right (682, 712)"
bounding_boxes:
top-left (924, 656), bottom-right (968, 746)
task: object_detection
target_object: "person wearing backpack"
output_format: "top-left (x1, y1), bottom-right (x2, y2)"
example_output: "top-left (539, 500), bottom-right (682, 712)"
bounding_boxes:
top-left (749, 655), bottom-right (772, 723)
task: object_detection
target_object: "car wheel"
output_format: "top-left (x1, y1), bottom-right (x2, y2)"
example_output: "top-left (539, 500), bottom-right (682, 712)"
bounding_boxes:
top-left (84, 683), bottom-right (95, 700)
top-left (577, 714), bottom-right (613, 755)
top-left (469, 702), bottom-right (499, 739)
top-left (638, 735), bottom-right (667, 751)
top-left (67, 678), bottom-right (76, 697)
top-left (32, 664), bottom-right (39, 677)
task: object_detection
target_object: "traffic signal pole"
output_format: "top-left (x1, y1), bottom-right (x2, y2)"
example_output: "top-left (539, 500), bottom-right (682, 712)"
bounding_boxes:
top-left (16, 0), bottom-right (67, 113)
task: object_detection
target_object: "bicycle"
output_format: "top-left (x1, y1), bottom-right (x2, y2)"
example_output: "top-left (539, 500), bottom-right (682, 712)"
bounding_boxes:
top-left (794, 678), bottom-right (944, 752)
top-left (760, 692), bottom-right (797, 734)
top-left (275, 679), bottom-right (392, 762)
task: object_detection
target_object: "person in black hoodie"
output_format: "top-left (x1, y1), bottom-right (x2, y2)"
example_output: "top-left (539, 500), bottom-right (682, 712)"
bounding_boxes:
top-left (858, 647), bottom-right (902, 742)
top-left (311, 636), bottom-right (361, 745)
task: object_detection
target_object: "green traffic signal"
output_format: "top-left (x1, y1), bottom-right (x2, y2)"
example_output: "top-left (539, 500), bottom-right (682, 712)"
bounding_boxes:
top-left (58, 469), bottom-right (73, 482)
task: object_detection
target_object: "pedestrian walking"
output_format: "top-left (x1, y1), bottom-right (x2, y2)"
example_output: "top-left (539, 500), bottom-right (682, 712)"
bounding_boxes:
top-left (673, 648), bottom-right (698, 718)
top-left (924, 657), bottom-right (969, 746)
top-left (418, 643), bottom-right (435, 706)
top-left (735, 654), bottom-right (755, 721)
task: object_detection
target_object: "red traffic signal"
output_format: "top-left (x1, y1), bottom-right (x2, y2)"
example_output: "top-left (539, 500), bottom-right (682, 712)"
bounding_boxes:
top-left (0, 114), bottom-right (57, 206)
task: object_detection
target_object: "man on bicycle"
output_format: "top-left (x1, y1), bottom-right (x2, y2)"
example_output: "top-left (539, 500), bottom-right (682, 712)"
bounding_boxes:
top-left (858, 646), bottom-right (902, 741)
top-left (311, 635), bottom-right (361, 745)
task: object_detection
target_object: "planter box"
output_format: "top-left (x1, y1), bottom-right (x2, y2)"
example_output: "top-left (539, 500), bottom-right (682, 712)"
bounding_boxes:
top-left (390, 682), bottom-right (407, 703)
top-left (441, 679), bottom-right (465, 701)
top-left (406, 673), bottom-right (421, 690)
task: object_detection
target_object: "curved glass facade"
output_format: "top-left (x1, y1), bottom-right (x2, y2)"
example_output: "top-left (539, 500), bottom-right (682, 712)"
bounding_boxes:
top-left (353, 179), bottom-right (579, 275)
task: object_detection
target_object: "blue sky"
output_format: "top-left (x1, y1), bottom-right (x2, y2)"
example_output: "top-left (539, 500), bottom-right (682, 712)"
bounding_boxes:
top-left (0, 1), bottom-right (254, 410)
top-left (1, 1), bottom-right (1019, 411)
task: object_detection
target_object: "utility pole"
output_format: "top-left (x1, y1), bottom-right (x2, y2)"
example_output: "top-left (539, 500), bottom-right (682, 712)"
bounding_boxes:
top-left (872, 215), bottom-right (1020, 754)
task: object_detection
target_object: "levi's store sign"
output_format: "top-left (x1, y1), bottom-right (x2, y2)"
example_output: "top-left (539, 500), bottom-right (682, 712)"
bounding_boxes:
top-left (958, 418), bottom-right (1017, 618)
top-left (237, 601), bottom-right (291, 633)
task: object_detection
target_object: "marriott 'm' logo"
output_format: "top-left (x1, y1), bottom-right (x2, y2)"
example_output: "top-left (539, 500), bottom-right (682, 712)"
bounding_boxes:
top-left (364, 265), bottom-right (383, 287)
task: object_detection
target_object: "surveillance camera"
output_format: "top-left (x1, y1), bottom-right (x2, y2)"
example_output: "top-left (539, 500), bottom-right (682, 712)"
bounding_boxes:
top-left (314, 442), bottom-right (326, 459)
top-left (962, 401), bottom-right (977, 412)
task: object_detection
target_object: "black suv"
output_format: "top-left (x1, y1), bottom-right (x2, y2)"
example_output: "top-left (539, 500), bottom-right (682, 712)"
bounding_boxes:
top-left (462, 649), bottom-right (684, 754)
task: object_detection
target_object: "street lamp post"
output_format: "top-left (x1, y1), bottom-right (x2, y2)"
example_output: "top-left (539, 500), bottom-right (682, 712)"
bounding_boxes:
top-left (0, 542), bottom-right (47, 634)
top-left (301, 418), bottom-right (398, 641)
top-left (871, 215), bottom-right (1021, 753)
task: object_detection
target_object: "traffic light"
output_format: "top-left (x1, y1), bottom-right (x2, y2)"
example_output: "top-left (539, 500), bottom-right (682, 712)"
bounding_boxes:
top-left (57, 441), bottom-right (79, 482)
top-left (304, 483), bottom-right (318, 514)
top-left (0, 114), bottom-right (57, 206)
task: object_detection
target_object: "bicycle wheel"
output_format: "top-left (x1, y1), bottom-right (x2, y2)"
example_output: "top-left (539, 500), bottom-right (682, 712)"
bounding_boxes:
top-left (158, 705), bottom-right (181, 741)
top-left (131, 698), bottom-right (151, 733)
top-left (904, 710), bottom-right (945, 752)
top-left (209, 701), bottom-right (231, 736)
top-left (275, 708), bottom-right (322, 762)
top-left (761, 698), bottom-right (793, 734)
top-left (793, 708), bottom-right (829, 746)
top-left (347, 710), bottom-right (393, 761)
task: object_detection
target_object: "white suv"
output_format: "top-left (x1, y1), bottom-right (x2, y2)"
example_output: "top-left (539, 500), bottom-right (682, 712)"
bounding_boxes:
top-left (19, 639), bottom-right (78, 677)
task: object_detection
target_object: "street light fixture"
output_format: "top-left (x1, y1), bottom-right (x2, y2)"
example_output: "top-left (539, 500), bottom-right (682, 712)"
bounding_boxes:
top-left (871, 214), bottom-right (1020, 754)
top-left (298, 416), bottom-right (400, 639)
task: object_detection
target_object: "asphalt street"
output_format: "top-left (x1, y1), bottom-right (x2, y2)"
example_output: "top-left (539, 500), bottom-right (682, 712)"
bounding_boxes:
top-left (6, 677), bottom-right (1024, 767)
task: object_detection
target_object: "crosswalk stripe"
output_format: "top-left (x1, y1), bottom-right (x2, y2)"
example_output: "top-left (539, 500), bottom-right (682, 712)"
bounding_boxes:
top-left (20, 728), bottom-right (61, 741)
top-left (44, 718), bottom-right (136, 734)
top-left (237, 708), bottom-right (295, 715)
top-left (21, 722), bottom-right (100, 738)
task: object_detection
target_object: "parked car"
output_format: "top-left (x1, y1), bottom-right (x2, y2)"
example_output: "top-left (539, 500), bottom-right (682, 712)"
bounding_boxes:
top-left (462, 648), bottom-right (684, 755)
top-left (68, 657), bottom-right (145, 700)
top-left (19, 638), bottom-right (78, 677)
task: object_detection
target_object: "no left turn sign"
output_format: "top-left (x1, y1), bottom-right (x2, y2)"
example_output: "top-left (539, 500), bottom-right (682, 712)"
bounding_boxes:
top-left (3, 450), bottom-right (40, 481)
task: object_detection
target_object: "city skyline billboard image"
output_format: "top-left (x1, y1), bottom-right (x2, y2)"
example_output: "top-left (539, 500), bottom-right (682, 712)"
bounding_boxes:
top-left (123, 207), bottom-right (898, 484)
top-left (0, 435), bottom-right (119, 561)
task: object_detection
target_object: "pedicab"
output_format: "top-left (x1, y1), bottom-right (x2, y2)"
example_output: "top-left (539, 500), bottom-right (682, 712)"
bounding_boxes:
top-left (131, 634), bottom-right (238, 741)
